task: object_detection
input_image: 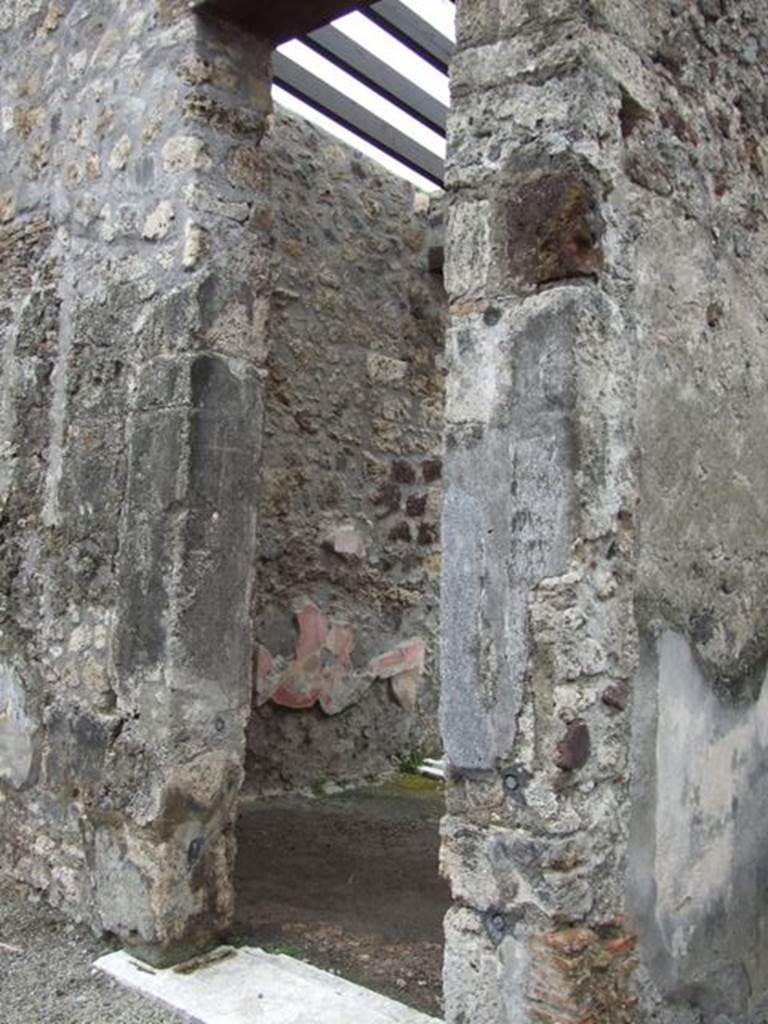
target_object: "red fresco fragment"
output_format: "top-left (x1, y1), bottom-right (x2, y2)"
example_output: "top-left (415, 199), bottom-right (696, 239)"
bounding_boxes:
top-left (257, 603), bottom-right (426, 716)
top-left (259, 602), bottom-right (359, 714)
top-left (294, 602), bottom-right (328, 661)
top-left (369, 638), bottom-right (426, 680)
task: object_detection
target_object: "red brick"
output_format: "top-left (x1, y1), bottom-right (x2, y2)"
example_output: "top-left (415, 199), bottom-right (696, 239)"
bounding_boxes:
top-left (421, 458), bottom-right (442, 482)
top-left (405, 493), bottom-right (427, 517)
top-left (391, 459), bottom-right (416, 484)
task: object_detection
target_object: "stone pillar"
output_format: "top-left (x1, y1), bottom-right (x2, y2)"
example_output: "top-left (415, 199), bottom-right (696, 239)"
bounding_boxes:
top-left (440, 2), bottom-right (639, 1020)
top-left (441, 0), bottom-right (768, 1020)
top-left (0, 1), bottom-right (271, 962)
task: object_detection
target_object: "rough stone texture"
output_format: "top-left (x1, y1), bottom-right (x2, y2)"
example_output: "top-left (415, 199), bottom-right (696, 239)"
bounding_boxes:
top-left (623, 2), bottom-right (768, 1019)
top-left (245, 111), bottom-right (446, 794)
top-left (630, 631), bottom-right (768, 1024)
top-left (0, 0), bottom-right (272, 962)
top-left (441, 0), bottom-right (768, 1021)
top-left (3, 1), bottom-right (768, 1017)
top-left (0, 663), bottom-right (37, 790)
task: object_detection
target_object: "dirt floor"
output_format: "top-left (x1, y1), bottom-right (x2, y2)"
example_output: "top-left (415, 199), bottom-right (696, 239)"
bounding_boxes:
top-left (233, 775), bottom-right (449, 1018)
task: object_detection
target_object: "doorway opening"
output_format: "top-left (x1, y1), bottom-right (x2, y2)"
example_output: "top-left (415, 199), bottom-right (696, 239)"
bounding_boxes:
top-left (232, 51), bottom-right (450, 1013)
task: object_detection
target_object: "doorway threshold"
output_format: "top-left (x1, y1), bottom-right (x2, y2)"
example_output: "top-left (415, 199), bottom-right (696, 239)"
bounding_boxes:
top-left (95, 945), bottom-right (442, 1024)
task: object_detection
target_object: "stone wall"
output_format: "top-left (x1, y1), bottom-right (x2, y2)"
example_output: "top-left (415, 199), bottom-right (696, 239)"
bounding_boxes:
top-left (3, 0), bottom-right (768, 1015)
top-left (440, 0), bottom-right (768, 1022)
top-left (247, 110), bottom-right (446, 793)
top-left (0, 0), bottom-right (271, 962)
top-left (624, 2), bottom-right (768, 1019)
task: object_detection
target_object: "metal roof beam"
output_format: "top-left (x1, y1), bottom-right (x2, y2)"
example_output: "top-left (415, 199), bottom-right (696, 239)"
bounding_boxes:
top-left (365, 0), bottom-right (454, 74)
top-left (273, 51), bottom-right (444, 185)
top-left (303, 22), bottom-right (447, 133)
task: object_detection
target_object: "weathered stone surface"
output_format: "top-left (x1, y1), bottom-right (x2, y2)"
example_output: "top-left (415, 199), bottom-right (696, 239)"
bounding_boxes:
top-left (0, 0), bottom-right (272, 961)
top-left (440, 288), bottom-right (628, 771)
top-left (505, 161), bottom-right (604, 285)
top-left (630, 630), bottom-right (768, 1021)
top-left (2, 0), bottom-right (767, 1017)
top-left (440, 820), bottom-right (521, 913)
top-left (441, 0), bottom-right (768, 1021)
top-left (443, 907), bottom-right (507, 1024)
top-left (245, 111), bottom-right (446, 794)
top-left (0, 663), bottom-right (37, 790)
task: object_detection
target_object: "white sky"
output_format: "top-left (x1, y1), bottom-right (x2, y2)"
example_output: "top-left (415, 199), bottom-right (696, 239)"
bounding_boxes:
top-left (273, 1), bottom-right (454, 193)
top-left (397, 0), bottom-right (455, 41)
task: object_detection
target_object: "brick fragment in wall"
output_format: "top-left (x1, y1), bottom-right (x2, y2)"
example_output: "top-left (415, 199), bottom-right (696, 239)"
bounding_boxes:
top-left (421, 458), bottom-right (442, 483)
top-left (392, 459), bottom-right (417, 484)
top-left (527, 923), bottom-right (639, 1024)
top-left (505, 165), bottom-right (604, 285)
top-left (372, 481), bottom-right (401, 515)
top-left (417, 522), bottom-right (438, 546)
top-left (553, 720), bottom-right (590, 774)
top-left (405, 493), bottom-right (428, 518)
top-left (388, 520), bottom-right (412, 543)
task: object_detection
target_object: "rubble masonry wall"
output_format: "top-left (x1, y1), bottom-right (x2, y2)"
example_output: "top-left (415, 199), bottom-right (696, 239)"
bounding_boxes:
top-left (440, 0), bottom-right (768, 1021)
top-left (3, 2), bottom-right (768, 1017)
top-left (247, 109), bottom-right (446, 794)
top-left (0, 0), bottom-right (272, 962)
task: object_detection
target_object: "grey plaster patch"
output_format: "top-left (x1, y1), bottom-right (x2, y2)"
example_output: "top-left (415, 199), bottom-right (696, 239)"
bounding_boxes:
top-left (630, 628), bottom-right (768, 1020)
top-left (94, 830), bottom-right (157, 944)
top-left (440, 485), bottom-right (493, 769)
top-left (0, 662), bottom-right (37, 789)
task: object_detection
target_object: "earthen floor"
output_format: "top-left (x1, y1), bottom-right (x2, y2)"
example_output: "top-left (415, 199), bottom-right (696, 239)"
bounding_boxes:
top-left (233, 777), bottom-right (449, 1018)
